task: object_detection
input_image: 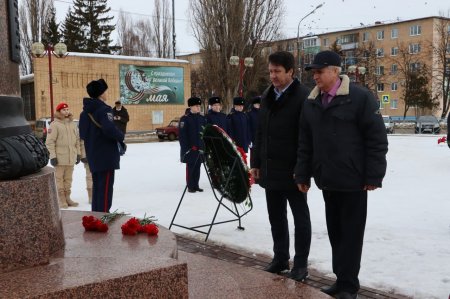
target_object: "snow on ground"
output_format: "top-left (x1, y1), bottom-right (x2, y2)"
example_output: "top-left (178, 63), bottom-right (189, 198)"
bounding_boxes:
top-left (69, 134), bottom-right (450, 299)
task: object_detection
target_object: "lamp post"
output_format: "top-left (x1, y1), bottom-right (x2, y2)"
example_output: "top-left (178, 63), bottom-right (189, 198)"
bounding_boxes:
top-left (229, 56), bottom-right (254, 97)
top-left (347, 65), bottom-right (366, 84)
top-left (31, 42), bottom-right (68, 121)
top-left (296, 3), bottom-right (324, 79)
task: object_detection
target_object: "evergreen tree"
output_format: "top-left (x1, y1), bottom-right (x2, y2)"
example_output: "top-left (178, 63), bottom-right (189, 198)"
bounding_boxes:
top-left (42, 7), bottom-right (61, 46)
top-left (62, 0), bottom-right (119, 53)
top-left (61, 7), bottom-right (85, 51)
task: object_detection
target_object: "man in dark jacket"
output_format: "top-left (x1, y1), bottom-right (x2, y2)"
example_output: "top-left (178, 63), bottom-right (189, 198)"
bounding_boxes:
top-left (295, 51), bottom-right (388, 299)
top-left (250, 51), bottom-right (312, 282)
top-left (227, 97), bottom-right (250, 152)
top-left (179, 97), bottom-right (207, 193)
top-left (112, 100), bottom-right (130, 134)
top-left (79, 79), bottom-right (125, 213)
top-left (206, 96), bottom-right (228, 132)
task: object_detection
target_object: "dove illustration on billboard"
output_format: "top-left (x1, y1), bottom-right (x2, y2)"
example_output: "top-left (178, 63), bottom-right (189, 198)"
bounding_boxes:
top-left (119, 65), bottom-right (184, 105)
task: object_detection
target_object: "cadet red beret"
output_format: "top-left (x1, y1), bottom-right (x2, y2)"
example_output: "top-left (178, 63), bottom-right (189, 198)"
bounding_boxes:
top-left (56, 102), bottom-right (68, 111)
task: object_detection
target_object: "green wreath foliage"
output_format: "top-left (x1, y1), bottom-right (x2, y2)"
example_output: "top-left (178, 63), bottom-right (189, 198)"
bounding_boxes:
top-left (202, 124), bottom-right (250, 204)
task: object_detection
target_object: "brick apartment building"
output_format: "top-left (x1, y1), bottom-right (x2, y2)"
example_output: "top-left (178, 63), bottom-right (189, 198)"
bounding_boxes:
top-left (181, 16), bottom-right (450, 119)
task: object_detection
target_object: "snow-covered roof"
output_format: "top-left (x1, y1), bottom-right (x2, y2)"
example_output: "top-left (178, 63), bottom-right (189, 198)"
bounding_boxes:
top-left (68, 52), bottom-right (189, 64)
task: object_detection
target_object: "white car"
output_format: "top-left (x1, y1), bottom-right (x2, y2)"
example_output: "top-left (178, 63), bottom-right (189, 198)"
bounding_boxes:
top-left (382, 115), bottom-right (394, 134)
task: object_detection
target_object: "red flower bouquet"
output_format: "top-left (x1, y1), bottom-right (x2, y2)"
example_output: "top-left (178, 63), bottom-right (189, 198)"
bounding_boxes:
top-left (121, 214), bottom-right (159, 236)
top-left (82, 210), bottom-right (127, 233)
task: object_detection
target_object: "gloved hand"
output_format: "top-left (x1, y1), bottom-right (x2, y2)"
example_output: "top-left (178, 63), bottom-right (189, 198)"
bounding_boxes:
top-left (76, 155), bottom-right (81, 164)
top-left (81, 157), bottom-right (88, 163)
top-left (50, 158), bottom-right (58, 167)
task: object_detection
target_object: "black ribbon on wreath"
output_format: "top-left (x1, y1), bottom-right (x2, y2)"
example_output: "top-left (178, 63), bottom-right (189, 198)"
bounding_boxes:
top-left (202, 124), bottom-right (251, 204)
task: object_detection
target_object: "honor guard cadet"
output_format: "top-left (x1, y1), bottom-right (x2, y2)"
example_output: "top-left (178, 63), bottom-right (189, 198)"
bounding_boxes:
top-left (248, 96), bottom-right (261, 158)
top-left (206, 96), bottom-right (228, 132)
top-left (178, 97), bottom-right (207, 193)
top-left (227, 96), bottom-right (251, 152)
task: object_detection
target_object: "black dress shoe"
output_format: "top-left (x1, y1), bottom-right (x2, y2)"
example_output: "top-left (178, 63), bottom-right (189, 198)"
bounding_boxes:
top-left (196, 188), bottom-right (204, 192)
top-left (288, 267), bottom-right (308, 281)
top-left (188, 189), bottom-right (196, 193)
top-left (334, 291), bottom-right (358, 299)
top-left (263, 260), bottom-right (289, 273)
top-left (321, 283), bottom-right (339, 295)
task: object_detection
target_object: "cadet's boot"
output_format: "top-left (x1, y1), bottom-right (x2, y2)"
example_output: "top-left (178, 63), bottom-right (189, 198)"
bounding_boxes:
top-left (87, 188), bottom-right (92, 204)
top-left (65, 191), bottom-right (79, 207)
top-left (58, 190), bottom-right (68, 209)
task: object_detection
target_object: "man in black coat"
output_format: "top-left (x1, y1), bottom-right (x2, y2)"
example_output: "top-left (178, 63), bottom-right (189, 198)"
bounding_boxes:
top-left (227, 97), bottom-right (250, 152)
top-left (295, 51), bottom-right (388, 299)
top-left (79, 79), bottom-right (125, 213)
top-left (112, 101), bottom-right (130, 134)
top-left (179, 97), bottom-right (207, 193)
top-left (250, 51), bottom-right (312, 282)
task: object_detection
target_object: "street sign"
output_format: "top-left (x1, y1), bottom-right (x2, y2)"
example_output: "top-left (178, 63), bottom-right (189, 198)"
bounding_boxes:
top-left (381, 94), bottom-right (390, 104)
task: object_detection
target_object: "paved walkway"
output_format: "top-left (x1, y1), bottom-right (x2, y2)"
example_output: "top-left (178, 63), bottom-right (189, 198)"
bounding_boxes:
top-left (176, 234), bottom-right (410, 299)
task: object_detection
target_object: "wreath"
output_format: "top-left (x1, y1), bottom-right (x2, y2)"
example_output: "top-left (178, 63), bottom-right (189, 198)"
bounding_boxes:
top-left (202, 124), bottom-right (251, 204)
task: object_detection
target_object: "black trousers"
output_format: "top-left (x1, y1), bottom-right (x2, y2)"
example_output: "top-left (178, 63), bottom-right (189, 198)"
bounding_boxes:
top-left (185, 150), bottom-right (202, 190)
top-left (92, 170), bottom-right (115, 213)
top-left (265, 189), bottom-right (311, 268)
top-left (323, 190), bottom-right (367, 293)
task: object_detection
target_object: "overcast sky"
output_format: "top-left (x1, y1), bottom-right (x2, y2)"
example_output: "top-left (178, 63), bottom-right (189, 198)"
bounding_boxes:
top-left (52, 0), bottom-right (449, 55)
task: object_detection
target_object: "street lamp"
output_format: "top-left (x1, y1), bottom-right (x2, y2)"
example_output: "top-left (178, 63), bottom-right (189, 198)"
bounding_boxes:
top-left (31, 42), bottom-right (68, 121)
top-left (347, 65), bottom-right (367, 84)
top-left (296, 3), bottom-right (324, 79)
top-left (229, 56), bottom-right (254, 97)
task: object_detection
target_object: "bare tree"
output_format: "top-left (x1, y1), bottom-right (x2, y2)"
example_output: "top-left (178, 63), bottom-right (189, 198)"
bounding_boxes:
top-left (19, 0), bottom-right (54, 75)
top-left (354, 41), bottom-right (385, 98)
top-left (151, 0), bottom-right (172, 58)
top-left (432, 15), bottom-right (450, 118)
top-left (189, 0), bottom-right (284, 110)
top-left (388, 42), bottom-right (435, 117)
top-left (117, 10), bottom-right (153, 57)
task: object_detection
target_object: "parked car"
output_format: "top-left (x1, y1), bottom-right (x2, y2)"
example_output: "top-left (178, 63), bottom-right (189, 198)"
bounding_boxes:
top-left (156, 118), bottom-right (180, 141)
top-left (415, 115), bottom-right (441, 134)
top-left (382, 115), bottom-right (394, 134)
top-left (34, 117), bottom-right (52, 142)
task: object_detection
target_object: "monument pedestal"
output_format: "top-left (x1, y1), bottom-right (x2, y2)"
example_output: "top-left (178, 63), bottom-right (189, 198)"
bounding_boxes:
top-left (0, 167), bottom-right (64, 273)
top-left (0, 167), bottom-right (188, 298)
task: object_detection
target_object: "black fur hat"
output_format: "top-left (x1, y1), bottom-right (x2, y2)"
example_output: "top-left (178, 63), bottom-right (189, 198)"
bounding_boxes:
top-left (233, 97), bottom-right (245, 106)
top-left (86, 79), bottom-right (108, 98)
top-left (187, 97), bottom-right (202, 107)
top-left (208, 96), bottom-right (221, 105)
top-left (252, 96), bottom-right (261, 104)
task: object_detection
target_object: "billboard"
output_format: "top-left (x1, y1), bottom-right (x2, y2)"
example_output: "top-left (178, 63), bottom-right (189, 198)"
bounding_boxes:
top-left (119, 64), bottom-right (184, 105)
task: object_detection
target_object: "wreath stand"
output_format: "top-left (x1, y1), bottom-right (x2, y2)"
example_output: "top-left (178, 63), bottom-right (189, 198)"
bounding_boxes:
top-left (169, 135), bottom-right (253, 242)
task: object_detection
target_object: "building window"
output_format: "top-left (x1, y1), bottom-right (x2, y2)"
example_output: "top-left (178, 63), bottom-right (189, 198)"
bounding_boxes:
top-left (303, 38), bottom-right (317, 48)
top-left (152, 111), bottom-right (164, 125)
top-left (362, 32), bottom-right (369, 42)
top-left (376, 65), bottom-right (385, 75)
top-left (391, 47), bottom-right (398, 56)
top-left (379, 100), bottom-right (384, 109)
top-left (377, 83), bottom-right (384, 92)
top-left (391, 64), bottom-right (398, 74)
top-left (376, 48), bottom-right (384, 57)
top-left (191, 57), bottom-right (196, 64)
top-left (410, 25), bottom-right (421, 36)
top-left (409, 43), bottom-right (421, 54)
top-left (391, 82), bottom-right (398, 91)
top-left (391, 99), bottom-right (398, 109)
top-left (377, 30), bottom-right (384, 40)
top-left (410, 62), bottom-right (420, 71)
top-left (323, 38), bottom-right (329, 47)
top-left (287, 43), bottom-right (294, 52)
top-left (391, 28), bottom-right (399, 39)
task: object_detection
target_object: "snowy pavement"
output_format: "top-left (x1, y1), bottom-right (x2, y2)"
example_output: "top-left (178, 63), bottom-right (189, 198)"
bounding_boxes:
top-left (68, 134), bottom-right (450, 299)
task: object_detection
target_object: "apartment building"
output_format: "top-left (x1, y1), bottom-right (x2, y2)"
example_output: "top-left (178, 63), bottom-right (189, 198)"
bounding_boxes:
top-left (183, 16), bottom-right (449, 119)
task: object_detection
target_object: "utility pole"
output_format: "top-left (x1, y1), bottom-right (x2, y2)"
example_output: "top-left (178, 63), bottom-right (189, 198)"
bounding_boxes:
top-left (172, 0), bottom-right (176, 59)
